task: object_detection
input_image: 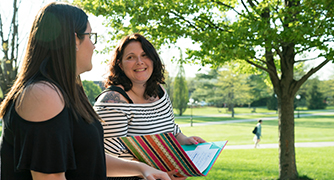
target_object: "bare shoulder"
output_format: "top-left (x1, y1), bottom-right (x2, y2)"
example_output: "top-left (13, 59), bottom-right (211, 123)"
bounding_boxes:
top-left (96, 90), bottom-right (129, 104)
top-left (16, 81), bottom-right (64, 122)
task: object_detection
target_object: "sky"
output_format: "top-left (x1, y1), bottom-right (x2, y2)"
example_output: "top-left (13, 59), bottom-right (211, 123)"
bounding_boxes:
top-left (1, 0), bottom-right (333, 82)
top-left (80, 15), bottom-right (211, 81)
top-left (0, 0), bottom-right (211, 82)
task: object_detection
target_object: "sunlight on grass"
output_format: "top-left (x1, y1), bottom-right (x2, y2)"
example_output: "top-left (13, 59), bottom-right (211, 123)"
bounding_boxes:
top-left (175, 106), bottom-right (277, 116)
top-left (174, 114), bottom-right (277, 125)
top-left (176, 107), bottom-right (334, 179)
top-left (175, 106), bottom-right (334, 117)
top-left (188, 147), bottom-right (334, 180)
top-left (179, 115), bottom-right (334, 145)
top-left (1, 106), bottom-right (333, 179)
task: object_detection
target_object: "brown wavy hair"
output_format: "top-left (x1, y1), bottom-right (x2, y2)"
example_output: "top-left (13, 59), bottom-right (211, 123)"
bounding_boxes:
top-left (0, 2), bottom-right (100, 123)
top-left (105, 33), bottom-right (165, 99)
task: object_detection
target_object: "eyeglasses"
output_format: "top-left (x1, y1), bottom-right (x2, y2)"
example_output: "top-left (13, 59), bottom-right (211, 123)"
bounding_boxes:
top-left (80, 32), bottom-right (97, 45)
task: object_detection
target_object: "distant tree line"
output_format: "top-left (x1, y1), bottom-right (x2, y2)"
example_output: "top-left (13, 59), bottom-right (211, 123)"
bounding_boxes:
top-left (162, 67), bottom-right (329, 115)
top-left (82, 67), bottom-right (328, 112)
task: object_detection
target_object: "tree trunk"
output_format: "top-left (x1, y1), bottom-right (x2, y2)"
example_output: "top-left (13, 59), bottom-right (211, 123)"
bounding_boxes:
top-left (179, 108), bottom-right (183, 116)
top-left (268, 19), bottom-right (299, 177)
top-left (231, 104), bottom-right (234, 118)
top-left (0, 0), bottom-right (19, 96)
top-left (278, 95), bottom-right (298, 179)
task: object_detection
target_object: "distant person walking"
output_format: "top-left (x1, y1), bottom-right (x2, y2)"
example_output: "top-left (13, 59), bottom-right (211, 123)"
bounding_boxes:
top-left (254, 119), bottom-right (263, 148)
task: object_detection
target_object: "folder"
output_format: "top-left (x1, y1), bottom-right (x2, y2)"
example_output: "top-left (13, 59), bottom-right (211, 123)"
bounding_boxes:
top-left (118, 133), bottom-right (228, 177)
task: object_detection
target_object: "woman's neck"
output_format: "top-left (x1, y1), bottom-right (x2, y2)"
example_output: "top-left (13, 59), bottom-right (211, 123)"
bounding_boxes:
top-left (127, 83), bottom-right (158, 104)
top-left (129, 83), bottom-right (146, 98)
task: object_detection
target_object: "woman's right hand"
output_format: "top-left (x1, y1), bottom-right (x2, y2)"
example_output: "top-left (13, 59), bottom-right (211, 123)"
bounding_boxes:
top-left (139, 163), bottom-right (171, 180)
top-left (167, 169), bottom-right (187, 180)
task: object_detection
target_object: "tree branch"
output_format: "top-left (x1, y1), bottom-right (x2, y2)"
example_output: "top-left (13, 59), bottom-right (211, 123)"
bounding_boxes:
top-left (10, 0), bottom-right (18, 60)
top-left (210, 0), bottom-right (242, 16)
top-left (294, 46), bottom-right (314, 55)
top-left (194, 15), bottom-right (230, 33)
top-left (241, 0), bottom-right (252, 15)
top-left (273, 46), bottom-right (283, 60)
top-left (245, 58), bottom-right (280, 86)
top-left (294, 38), bottom-right (334, 55)
top-left (293, 59), bottom-right (330, 94)
top-left (169, 10), bottom-right (202, 32)
top-left (244, 59), bottom-right (268, 72)
top-left (0, 14), bottom-right (3, 41)
top-left (303, 60), bottom-right (329, 80)
top-left (247, 0), bottom-right (257, 8)
top-left (169, 10), bottom-right (231, 34)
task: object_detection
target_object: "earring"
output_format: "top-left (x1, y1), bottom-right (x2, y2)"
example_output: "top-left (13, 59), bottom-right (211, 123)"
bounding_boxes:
top-left (76, 47), bottom-right (78, 51)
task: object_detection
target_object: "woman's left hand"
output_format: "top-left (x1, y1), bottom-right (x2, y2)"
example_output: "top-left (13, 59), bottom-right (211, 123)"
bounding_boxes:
top-left (184, 136), bottom-right (206, 145)
top-left (176, 133), bottom-right (206, 145)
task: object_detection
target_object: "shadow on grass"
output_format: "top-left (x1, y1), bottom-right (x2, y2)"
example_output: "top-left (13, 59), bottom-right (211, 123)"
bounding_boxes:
top-left (297, 175), bottom-right (314, 180)
top-left (278, 175), bottom-right (314, 180)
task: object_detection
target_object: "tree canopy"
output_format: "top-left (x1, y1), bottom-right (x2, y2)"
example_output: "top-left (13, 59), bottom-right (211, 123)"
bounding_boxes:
top-left (172, 63), bottom-right (188, 116)
top-left (215, 66), bottom-right (253, 117)
top-left (82, 80), bottom-right (102, 105)
top-left (75, 0), bottom-right (334, 179)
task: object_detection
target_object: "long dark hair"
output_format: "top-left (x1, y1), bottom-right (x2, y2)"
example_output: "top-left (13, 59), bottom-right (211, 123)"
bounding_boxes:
top-left (0, 2), bottom-right (99, 123)
top-left (105, 33), bottom-right (165, 99)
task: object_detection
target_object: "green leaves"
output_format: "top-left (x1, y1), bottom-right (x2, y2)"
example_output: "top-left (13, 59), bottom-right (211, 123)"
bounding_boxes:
top-left (74, 1), bottom-right (334, 178)
top-left (82, 80), bottom-right (102, 105)
top-left (75, 0), bottom-right (334, 85)
top-left (173, 63), bottom-right (189, 116)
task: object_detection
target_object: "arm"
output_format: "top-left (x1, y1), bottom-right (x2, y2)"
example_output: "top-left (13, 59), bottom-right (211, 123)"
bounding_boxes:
top-left (96, 88), bottom-right (130, 104)
top-left (99, 89), bottom-right (185, 179)
top-left (95, 90), bottom-right (133, 157)
top-left (31, 171), bottom-right (66, 180)
top-left (105, 154), bottom-right (171, 180)
top-left (17, 82), bottom-right (67, 179)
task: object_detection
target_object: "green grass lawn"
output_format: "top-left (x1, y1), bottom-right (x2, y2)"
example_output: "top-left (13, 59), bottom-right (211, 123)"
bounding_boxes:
top-left (175, 107), bottom-right (334, 179)
top-left (1, 106), bottom-right (333, 179)
top-left (175, 106), bottom-right (277, 116)
top-left (178, 115), bottom-right (334, 144)
top-left (188, 147), bottom-right (334, 180)
top-left (175, 106), bottom-right (334, 117)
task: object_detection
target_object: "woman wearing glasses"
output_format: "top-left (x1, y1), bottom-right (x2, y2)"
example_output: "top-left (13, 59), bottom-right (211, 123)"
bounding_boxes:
top-left (0, 2), bottom-right (170, 180)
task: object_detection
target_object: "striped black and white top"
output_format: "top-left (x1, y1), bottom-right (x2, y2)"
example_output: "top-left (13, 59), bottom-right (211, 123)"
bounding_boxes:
top-left (93, 86), bottom-right (181, 159)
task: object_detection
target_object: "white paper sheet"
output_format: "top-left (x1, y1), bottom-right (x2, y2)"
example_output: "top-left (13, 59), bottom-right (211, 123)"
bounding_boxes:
top-left (185, 144), bottom-right (218, 172)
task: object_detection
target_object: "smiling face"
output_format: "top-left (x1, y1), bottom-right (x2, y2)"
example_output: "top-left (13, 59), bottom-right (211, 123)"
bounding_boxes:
top-left (119, 41), bottom-right (153, 86)
top-left (75, 21), bottom-right (95, 76)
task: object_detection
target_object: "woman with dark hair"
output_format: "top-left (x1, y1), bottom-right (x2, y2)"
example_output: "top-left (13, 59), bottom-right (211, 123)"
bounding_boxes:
top-left (0, 3), bottom-right (170, 180)
top-left (94, 33), bottom-right (205, 179)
